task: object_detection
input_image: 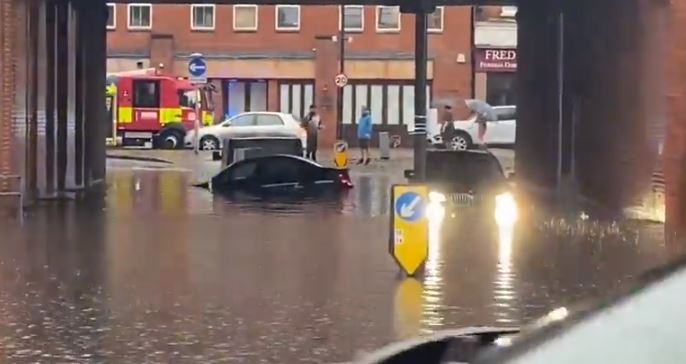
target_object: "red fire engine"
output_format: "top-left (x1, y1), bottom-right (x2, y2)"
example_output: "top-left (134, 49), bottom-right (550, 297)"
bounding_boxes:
top-left (106, 69), bottom-right (214, 149)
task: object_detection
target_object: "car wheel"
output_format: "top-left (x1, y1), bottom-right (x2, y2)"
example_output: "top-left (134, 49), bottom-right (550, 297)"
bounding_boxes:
top-left (159, 129), bottom-right (184, 150)
top-left (200, 135), bottom-right (220, 151)
top-left (447, 132), bottom-right (473, 151)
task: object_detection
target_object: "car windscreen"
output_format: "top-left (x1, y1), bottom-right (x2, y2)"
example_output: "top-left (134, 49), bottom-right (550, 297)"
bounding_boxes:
top-left (426, 152), bottom-right (506, 190)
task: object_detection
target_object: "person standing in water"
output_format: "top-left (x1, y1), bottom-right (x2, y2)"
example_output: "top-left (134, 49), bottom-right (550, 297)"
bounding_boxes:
top-left (303, 104), bottom-right (321, 161)
top-left (356, 106), bottom-right (373, 165)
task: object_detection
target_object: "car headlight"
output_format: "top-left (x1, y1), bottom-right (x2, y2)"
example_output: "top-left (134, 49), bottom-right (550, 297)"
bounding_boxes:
top-left (429, 191), bottom-right (446, 203)
top-left (495, 192), bottom-right (518, 225)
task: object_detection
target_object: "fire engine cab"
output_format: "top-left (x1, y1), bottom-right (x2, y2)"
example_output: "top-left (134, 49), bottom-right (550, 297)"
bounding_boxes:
top-left (106, 69), bottom-right (214, 149)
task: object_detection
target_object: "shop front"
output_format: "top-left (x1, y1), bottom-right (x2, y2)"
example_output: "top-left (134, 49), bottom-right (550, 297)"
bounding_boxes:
top-left (473, 48), bottom-right (517, 106)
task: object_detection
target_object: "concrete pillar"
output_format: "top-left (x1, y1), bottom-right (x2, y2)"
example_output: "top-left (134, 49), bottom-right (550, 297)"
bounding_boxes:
top-left (44, 1), bottom-right (56, 195)
top-left (665, 0), bottom-right (686, 232)
top-left (313, 36), bottom-right (339, 148)
top-left (56, 1), bottom-right (68, 192)
top-left (570, 0), bottom-right (654, 210)
top-left (515, 0), bottom-right (561, 189)
top-left (82, 0), bottom-right (107, 185)
top-left (0, 0), bottom-right (17, 188)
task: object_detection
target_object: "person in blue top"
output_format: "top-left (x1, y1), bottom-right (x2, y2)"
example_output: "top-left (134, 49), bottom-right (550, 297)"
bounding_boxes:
top-left (356, 106), bottom-right (373, 165)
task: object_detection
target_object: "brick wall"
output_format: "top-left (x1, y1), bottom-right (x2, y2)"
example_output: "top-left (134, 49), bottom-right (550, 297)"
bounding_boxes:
top-left (107, 4), bottom-right (474, 108)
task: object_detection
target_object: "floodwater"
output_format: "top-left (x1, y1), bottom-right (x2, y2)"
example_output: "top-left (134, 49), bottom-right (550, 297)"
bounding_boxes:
top-left (0, 161), bottom-right (678, 363)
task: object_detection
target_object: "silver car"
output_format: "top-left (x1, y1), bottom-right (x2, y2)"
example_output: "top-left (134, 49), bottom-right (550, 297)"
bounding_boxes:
top-left (185, 112), bottom-right (307, 151)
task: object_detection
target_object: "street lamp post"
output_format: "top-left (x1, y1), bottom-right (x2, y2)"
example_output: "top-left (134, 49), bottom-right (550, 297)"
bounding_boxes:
top-left (413, 9), bottom-right (429, 181)
top-left (337, 6), bottom-right (346, 140)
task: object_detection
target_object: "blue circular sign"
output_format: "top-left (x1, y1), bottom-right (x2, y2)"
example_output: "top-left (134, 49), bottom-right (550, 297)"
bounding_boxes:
top-left (188, 57), bottom-right (207, 77)
top-left (395, 192), bottom-right (425, 222)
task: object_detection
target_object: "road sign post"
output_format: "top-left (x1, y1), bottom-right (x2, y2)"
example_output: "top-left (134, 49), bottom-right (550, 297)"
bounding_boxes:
top-left (188, 53), bottom-right (207, 154)
top-left (389, 184), bottom-right (429, 276)
top-left (188, 53), bottom-right (207, 85)
top-left (333, 140), bottom-right (348, 169)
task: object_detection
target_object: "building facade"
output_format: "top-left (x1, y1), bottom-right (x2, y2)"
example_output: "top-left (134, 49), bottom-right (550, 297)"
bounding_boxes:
top-left (473, 5), bottom-right (517, 106)
top-left (106, 4), bottom-right (474, 146)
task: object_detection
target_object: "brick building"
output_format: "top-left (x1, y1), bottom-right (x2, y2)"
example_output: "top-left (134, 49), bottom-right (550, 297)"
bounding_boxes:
top-left (106, 4), bottom-right (475, 146)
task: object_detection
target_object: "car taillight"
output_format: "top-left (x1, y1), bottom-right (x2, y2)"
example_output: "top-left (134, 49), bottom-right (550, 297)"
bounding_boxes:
top-left (338, 170), bottom-right (353, 188)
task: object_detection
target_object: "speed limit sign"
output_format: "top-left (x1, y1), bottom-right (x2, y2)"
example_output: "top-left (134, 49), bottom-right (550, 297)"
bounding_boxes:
top-left (334, 73), bottom-right (348, 88)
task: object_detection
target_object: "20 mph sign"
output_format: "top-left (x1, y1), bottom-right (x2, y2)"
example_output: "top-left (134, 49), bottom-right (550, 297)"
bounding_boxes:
top-left (334, 73), bottom-right (348, 88)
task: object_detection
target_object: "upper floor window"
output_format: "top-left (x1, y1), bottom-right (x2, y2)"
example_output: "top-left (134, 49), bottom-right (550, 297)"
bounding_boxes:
top-left (501, 6), bottom-right (518, 17)
top-left (376, 6), bottom-right (400, 32)
top-left (276, 5), bottom-right (300, 31)
top-left (128, 3), bottom-right (152, 30)
top-left (428, 6), bottom-right (444, 33)
top-left (106, 3), bottom-right (116, 30)
top-left (340, 5), bottom-right (364, 32)
top-left (234, 4), bottom-right (258, 31)
top-left (191, 4), bottom-right (215, 31)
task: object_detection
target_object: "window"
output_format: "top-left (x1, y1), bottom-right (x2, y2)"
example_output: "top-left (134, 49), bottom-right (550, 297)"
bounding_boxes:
top-left (255, 114), bottom-right (284, 126)
top-left (428, 7), bottom-right (444, 33)
top-left (178, 89), bottom-right (199, 108)
top-left (486, 73), bottom-right (516, 106)
top-left (279, 82), bottom-right (314, 120)
top-left (376, 6), bottom-right (400, 32)
top-left (106, 3), bottom-right (116, 30)
top-left (191, 4), bottom-right (215, 31)
top-left (228, 114), bottom-right (255, 127)
top-left (234, 5), bottom-right (258, 31)
top-left (226, 161), bottom-right (258, 182)
top-left (127, 3), bottom-right (152, 30)
top-left (224, 80), bottom-right (268, 118)
top-left (501, 6), bottom-right (518, 17)
top-left (340, 5), bottom-right (363, 32)
top-left (133, 80), bottom-right (159, 108)
top-left (341, 82), bottom-right (432, 127)
top-left (276, 5), bottom-right (300, 31)
top-left (259, 158), bottom-right (303, 184)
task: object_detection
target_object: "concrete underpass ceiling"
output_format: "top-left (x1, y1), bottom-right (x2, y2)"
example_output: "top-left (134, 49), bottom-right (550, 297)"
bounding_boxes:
top-left (111, 0), bottom-right (516, 5)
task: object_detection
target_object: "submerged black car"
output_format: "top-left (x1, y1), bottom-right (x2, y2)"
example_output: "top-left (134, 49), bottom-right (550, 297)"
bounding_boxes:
top-left (199, 155), bottom-right (354, 195)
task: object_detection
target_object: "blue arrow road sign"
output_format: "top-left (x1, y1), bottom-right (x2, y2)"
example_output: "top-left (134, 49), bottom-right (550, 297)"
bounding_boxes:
top-left (188, 57), bottom-right (207, 78)
top-left (395, 191), bottom-right (425, 222)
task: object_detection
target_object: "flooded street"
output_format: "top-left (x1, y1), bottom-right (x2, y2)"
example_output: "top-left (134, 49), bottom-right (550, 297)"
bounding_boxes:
top-left (0, 150), bottom-right (676, 363)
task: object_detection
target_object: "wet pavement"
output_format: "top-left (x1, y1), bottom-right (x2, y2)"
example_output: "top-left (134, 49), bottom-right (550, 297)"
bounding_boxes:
top-left (0, 149), bottom-right (678, 363)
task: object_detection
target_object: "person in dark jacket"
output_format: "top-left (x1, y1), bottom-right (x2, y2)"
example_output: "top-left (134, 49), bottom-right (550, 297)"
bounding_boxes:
top-left (303, 104), bottom-right (321, 161)
top-left (441, 104), bottom-right (456, 148)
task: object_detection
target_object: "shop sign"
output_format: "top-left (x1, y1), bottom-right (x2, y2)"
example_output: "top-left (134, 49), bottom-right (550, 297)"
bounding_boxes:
top-left (474, 48), bottom-right (517, 72)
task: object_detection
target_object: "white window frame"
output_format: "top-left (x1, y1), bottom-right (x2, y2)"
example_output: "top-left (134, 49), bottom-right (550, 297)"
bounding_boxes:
top-left (275, 5), bottom-right (300, 32)
top-left (375, 6), bottom-right (401, 33)
top-left (501, 6), bottom-right (518, 17)
top-left (127, 3), bottom-right (152, 30)
top-left (233, 4), bottom-right (258, 31)
top-left (428, 6), bottom-right (444, 33)
top-left (106, 3), bottom-right (116, 30)
top-left (190, 4), bottom-right (216, 31)
top-left (339, 5), bottom-right (364, 32)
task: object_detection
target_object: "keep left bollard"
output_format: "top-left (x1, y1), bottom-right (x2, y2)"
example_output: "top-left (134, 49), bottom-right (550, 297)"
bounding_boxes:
top-left (389, 184), bottom-right (429, 276)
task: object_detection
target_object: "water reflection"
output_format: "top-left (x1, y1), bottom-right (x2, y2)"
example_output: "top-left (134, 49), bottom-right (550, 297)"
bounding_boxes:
top-left (0, 167), bottom-right (675, 362)
top-left (393, 279), bottom-right (424, 340)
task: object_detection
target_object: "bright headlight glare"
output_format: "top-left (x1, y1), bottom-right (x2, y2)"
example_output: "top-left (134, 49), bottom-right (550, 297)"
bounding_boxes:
top-left (429, 191), bottom-right (446, 203)
top-left (495, 192), bottom-right (518, 224)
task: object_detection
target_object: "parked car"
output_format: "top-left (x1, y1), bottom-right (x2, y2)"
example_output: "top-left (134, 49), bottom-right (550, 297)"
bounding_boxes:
top-left (197, 155), bottom-right (354, 195)
top-left (438, 105), bottom-right (516, 151)
top-left (184, 112), bottom-right (307, 151)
